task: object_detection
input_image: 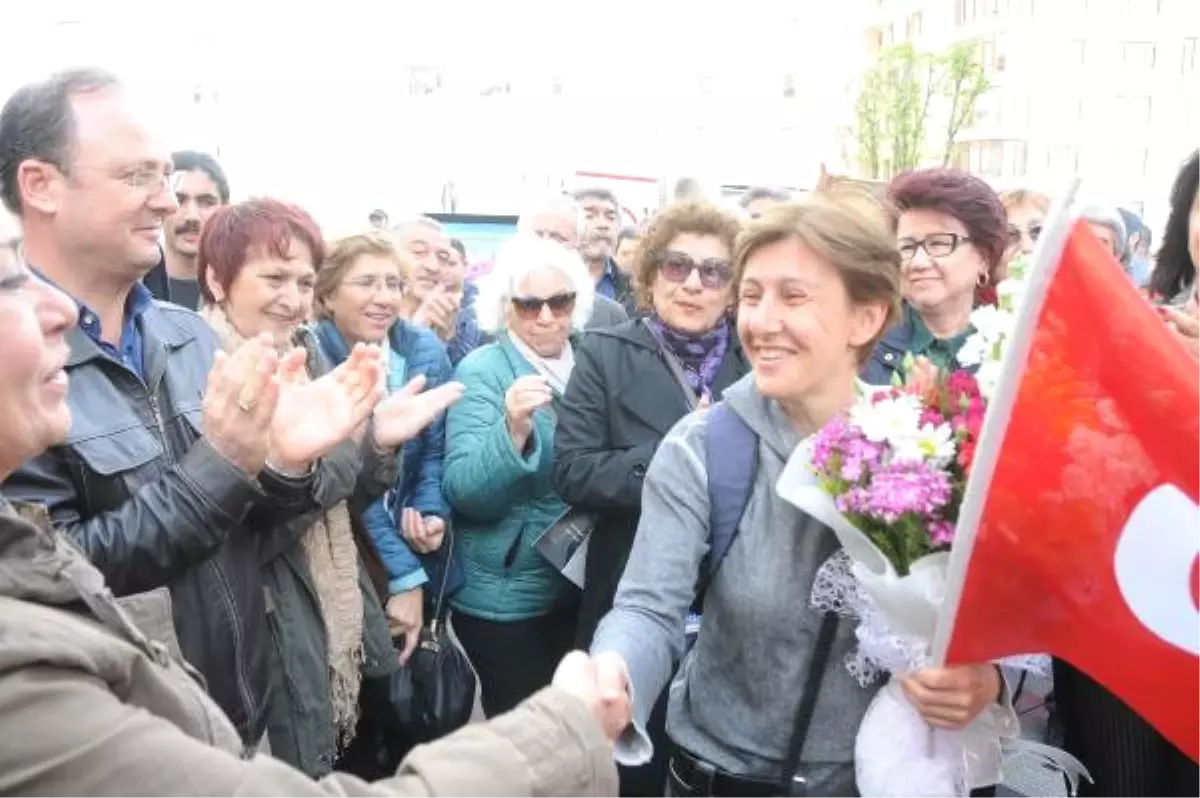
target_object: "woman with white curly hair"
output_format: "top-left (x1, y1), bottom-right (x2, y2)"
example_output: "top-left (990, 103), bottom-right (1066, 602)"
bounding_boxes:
top-left (441, 234), bottom-right (595, 718)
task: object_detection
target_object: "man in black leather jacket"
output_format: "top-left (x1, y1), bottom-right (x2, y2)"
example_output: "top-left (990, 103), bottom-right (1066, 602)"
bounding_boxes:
top-left (0, 68), bottom-right (373, 747)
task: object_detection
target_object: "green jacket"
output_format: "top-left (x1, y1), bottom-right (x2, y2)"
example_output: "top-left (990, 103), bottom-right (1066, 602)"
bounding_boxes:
top-left (442, 334), bottom-right (578, 622)
top-left (259, 328), bottom-right (399, 777)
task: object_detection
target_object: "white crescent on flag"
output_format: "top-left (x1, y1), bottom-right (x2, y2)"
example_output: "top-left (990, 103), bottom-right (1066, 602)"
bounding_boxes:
top-left (1113, 484), bottom-right (1200, 656)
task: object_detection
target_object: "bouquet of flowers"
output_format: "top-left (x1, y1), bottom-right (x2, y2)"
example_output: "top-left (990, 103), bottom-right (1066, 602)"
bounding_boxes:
top-left (776, 257), bottom-right (1053, 796)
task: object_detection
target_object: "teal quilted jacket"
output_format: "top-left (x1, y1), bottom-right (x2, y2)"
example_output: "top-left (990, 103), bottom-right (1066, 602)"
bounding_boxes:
top-left (442, 334), bottom-right (578, 621)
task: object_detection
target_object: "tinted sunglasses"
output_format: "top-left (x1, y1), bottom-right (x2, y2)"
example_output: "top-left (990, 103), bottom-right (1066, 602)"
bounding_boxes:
top-left (511, 292), bottom-right (576, 320)
top-left (658, 250), bottom-right (734, 290)
top-left (1007, 223), bottom-right (1043, 247)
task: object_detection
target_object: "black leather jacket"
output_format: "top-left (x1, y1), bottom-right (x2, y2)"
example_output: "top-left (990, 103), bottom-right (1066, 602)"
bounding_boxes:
top-left (2, 301), bottom-right (334, 744)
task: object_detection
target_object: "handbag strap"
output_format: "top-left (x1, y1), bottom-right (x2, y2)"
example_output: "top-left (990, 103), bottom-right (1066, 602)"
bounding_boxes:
top-left (641, 318), bottom-right (699, 411)
top-left (779, 610), bottom-right (839, 795)
top-left (429, 520), bottom-right (456, 627)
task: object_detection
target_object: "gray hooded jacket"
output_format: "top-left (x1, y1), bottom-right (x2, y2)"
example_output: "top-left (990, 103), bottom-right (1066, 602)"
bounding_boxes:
top-left (591, 374), bottom-right (876, 795)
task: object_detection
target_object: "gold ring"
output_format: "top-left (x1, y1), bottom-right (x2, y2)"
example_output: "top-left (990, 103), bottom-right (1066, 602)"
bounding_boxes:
top-left (237, 388), bottom-right (257, 413)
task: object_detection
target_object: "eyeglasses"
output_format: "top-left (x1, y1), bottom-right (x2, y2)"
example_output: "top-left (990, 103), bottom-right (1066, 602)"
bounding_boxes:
top-left (898, 233), bottom-right (972, 262)
top-left (346, 275), bottom-right (404, 293)
top-left (510, 292), bottom-right (576, 320)
top-left (658, 250), bottom-right (734, 290)
top-left (69, 162), bottom-right (175, 195)
top-left (1007, 223), bottom-right (1043, 248)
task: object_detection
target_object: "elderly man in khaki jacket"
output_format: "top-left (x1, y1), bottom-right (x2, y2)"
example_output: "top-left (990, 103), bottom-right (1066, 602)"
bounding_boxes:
top-left (0, 498), bottom-right (624, 796)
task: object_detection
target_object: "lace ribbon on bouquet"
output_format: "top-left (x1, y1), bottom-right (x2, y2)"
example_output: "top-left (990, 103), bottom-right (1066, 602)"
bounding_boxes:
top-left (812, 551), bottom-right (1050, 681)
top-left (811, 554), bottom-right (1094, 796)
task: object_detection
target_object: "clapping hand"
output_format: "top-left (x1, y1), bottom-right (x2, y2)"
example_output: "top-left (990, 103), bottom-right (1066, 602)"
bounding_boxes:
top-left (203, 334), bottom-right (286, 476)
top-left (553, 651), bottom-right (633, 742)
top-left (401, 508), bottom-right (446, 553)
top-left (268, 343), bottom-right (384, 472)
top-left (412, 286), bottom-right (461, 340)
top-left (372, 374), bottom-right (466, 452)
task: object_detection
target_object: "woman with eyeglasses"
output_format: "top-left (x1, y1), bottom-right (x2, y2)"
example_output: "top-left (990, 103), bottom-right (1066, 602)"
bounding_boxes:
top-left (313, 234), bottom-right (463, 682)
top-left (862, 167), bottom-right (1009, 387)
top-left (553, 200), bottom-right (748, 796)
top-left (440, 235), bottom-right (595, 718)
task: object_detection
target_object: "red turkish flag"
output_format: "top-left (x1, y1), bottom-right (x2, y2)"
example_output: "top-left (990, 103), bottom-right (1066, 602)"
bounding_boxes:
top-left (933, 217), bottom-right (1200, 762)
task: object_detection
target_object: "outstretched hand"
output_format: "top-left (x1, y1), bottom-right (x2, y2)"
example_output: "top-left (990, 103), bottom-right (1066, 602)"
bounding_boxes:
top-left (372, 374), bottom-right (465, 451)
top-left (553, 651), bottom-right (633, 743)
top-left (268, 344), bottom-right (384, 471)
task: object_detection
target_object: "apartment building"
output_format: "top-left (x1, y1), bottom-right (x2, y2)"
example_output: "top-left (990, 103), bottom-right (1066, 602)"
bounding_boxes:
top-left (861, 0), bottom-right (1198, 229)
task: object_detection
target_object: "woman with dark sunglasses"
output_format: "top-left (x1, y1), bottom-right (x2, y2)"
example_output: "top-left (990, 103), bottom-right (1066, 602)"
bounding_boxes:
top-left (553, 200), bottom-right (749, 796)
top-left (1000, 188), bottom-right (1049, 275)
top-left (441, 235), bottom-right (595, 719)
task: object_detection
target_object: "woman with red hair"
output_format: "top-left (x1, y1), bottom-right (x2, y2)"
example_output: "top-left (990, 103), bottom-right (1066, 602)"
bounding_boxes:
top-left (197, 198), bottom-right (464, 777)
top-left (862, 167), bottom-right (1009, 386)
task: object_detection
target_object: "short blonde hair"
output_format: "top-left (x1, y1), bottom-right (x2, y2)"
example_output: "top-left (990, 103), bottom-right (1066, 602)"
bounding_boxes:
top-left (999, 189), bottom-right (1051, 215)
top-left (315, 232), bottom-right (410, 319)
top-left (734, 195), bottom-right (902, 364)
top-left (475, 235), bottom-right (595, 333)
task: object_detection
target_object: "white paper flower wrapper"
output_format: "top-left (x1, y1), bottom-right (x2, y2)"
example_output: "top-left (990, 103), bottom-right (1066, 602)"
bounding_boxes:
top-left (777, 447), bottom-right (1048, 797)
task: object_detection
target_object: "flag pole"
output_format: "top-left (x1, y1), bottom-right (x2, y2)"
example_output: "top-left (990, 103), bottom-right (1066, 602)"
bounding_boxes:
top-left (930, 177), bottom-right (1083, 666)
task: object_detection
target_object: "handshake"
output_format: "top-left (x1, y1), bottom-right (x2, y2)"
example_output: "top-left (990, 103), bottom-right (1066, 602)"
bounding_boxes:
top-left (551, 651), bottom-right (634, 742)
top-left (201, 334), bottom-right (464, 477)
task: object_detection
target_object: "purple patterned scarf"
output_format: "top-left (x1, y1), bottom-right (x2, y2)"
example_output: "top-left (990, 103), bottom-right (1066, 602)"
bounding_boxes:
top-left (647, 314), bottom-right (731, 400)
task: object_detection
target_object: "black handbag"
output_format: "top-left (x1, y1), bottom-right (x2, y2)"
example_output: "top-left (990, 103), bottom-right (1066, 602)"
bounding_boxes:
top-left (389, 527), bottom-right (477, 743)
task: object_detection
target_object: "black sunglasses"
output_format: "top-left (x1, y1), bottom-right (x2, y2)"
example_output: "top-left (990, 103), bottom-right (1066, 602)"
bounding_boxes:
top-left (658, 250), bottom-right (734, 290)
top-left (511, 292), bottom-right (576, 320)
top-left (1007, 223), bottom-right (1043, 247)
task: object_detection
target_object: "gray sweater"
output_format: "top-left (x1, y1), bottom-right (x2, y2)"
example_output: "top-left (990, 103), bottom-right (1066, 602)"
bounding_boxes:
top-left (591, 375), bottom-right (876, 796)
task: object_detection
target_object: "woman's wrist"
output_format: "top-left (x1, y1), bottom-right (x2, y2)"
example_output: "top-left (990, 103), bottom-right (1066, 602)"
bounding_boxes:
top-left (265, 457), bottom-right (314, 479)
top-left (507, 418), bottom-right (531, 454)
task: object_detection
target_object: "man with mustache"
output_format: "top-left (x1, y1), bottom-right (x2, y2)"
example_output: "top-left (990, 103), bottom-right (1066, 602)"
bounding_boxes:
top-left (160, 150), bottom-right (229, 310)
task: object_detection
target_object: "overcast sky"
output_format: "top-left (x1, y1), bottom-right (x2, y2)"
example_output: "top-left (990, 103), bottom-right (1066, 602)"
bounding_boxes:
top-left (0, 1), bottom-right (866, 229)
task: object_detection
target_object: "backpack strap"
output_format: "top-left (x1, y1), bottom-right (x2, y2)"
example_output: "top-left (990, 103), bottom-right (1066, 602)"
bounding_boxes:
top-left (698, 402), bottom-right (758, 606)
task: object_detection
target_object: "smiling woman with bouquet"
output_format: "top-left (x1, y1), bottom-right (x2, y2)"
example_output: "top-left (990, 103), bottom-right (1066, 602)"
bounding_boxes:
top-left (588, 196), bottom-right (1005, 797)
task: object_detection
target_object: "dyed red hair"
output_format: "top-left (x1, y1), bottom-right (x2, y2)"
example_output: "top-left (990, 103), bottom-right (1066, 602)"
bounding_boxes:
top-left (887, 167), bottom-right (1008, 284)
top-left (197, 198), bottom-right (325, 304)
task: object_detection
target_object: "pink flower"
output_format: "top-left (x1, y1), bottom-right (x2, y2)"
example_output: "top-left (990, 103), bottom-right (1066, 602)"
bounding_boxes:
top-left (930, 520), bottom-right (956, 546)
